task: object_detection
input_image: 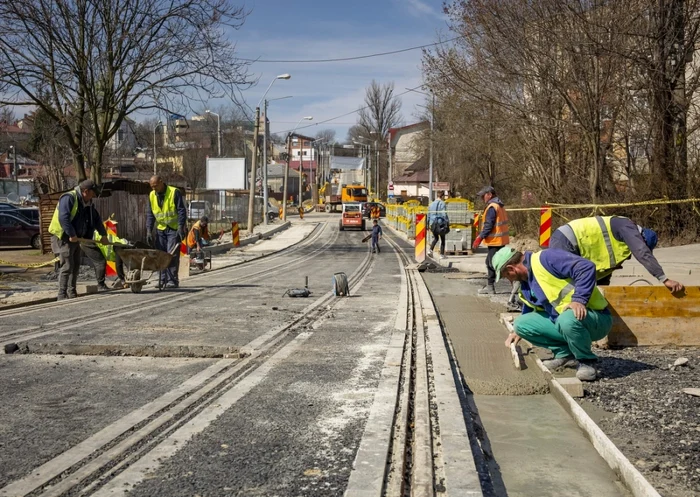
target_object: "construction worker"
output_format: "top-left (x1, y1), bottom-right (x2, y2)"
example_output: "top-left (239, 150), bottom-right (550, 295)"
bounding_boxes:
top-left (146, 175), bottom-right (187, 288)
top-left (472, 186), bottom-right (510, 295)
top-left (48, 179), bottom-right (108, 300)
top-left (550, 216), bottom-right (683, 292)
top-left (427, 192), bottom-right (450, 259)
top-left (493, 246), bottom-right (612, 381)
top-left (83, 222), bottom-right (128, 291)
top-left (187, 216), bottom-right (210, 252)
top-left (371, 219), bottom-right (383, 254)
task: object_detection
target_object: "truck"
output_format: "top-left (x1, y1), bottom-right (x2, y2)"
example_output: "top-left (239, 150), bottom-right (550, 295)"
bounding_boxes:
top-left (320, 183), bottom-right (368, 212)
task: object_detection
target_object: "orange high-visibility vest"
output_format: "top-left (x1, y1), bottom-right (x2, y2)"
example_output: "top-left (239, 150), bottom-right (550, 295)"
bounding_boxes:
top-left (186, 220), bottom-right (209, 249)
top-left (371, 205), bottom-right (380, 219)
top-left (483, 202), bottom-right (510, 246)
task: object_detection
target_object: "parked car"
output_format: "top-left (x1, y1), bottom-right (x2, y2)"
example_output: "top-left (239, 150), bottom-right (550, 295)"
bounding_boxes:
top-left (267, 202), bottom-right (279, 222)
top-left (0, 202), bottom-right (20, 211)
top-left (188, 200), bottom-right (211, 220)
top-left (361, 202), bottom-right (386, 219)
top-left (0, 212), bottom-right (41, 249)
top-left (16, 207), bottom-right (39, 224)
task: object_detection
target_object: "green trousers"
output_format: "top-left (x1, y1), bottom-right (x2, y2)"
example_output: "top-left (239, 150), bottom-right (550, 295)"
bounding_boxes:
top-left (513, 309), bottom-right (613, 361)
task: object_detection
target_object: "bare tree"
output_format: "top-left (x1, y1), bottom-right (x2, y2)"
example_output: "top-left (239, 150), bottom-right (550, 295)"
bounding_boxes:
top-left (0, 0), bottom-right (254, 184)
top-left (315, 129), bottom-right (336, 144)
top-left (28, 107), bottom-right (72, 192)
top-left (357, 81), bottom-right (403, 140)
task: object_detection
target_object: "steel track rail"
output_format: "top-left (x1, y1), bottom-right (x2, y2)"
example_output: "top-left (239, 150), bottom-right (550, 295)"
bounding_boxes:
top-left (0, 222), bottom-right (327, 320)
top-left (0, 223), bottom-right (336, 346)
top-left (1, 229), bottom-right (377, 497)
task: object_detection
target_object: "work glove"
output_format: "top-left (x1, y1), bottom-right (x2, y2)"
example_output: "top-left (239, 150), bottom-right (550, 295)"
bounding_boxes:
top-left (472, 236), bottom-right (483, 250)
top-left (146, 232), bottom-right (153, 247)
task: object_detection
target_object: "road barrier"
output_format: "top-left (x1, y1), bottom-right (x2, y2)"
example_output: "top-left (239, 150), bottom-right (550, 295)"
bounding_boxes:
top-left (539, 206), bottom-right (552, 247)
top-left (232, 222), bottom-right (240, 247)
top-left (415, 214), bottom-right (426, 262)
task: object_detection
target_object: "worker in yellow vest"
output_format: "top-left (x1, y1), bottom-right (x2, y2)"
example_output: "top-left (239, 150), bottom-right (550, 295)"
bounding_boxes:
top-left (472, 186), bottom-right (510, 295)
top-left (493, 246), bottom-right (612, 381)
top-left (549, 215), bottom-right (684, 292)
top-left (146, 175), bottom-right (187, 288)
top-left (48, 179), bottom-right (108, 300)
top-left (83, 225), bottom-right (128, 291)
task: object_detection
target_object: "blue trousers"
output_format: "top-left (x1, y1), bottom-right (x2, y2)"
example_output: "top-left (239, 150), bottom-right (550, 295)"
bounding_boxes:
top-left (156, 228), bottom-right (181, 284)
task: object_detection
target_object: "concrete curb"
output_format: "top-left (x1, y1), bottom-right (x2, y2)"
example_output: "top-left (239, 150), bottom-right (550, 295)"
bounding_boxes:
top-left (207, 221), bottom-right (291, 255)
top-left (496, 317), bottom-right (662, 497)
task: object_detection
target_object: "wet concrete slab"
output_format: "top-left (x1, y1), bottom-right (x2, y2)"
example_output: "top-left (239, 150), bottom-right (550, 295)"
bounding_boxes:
top-left (474, 395), bottom-right (630, 497)
top-left (0, 354), bottom-right (216, 487)
top-left (422, 272), bottom-right (548, 395)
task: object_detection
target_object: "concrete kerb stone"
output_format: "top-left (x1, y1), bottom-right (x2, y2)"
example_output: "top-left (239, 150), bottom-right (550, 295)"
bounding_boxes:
top-left (415, 272), bottom-right (484, 496)
top-left (497, 314), bottom-right (662, 497)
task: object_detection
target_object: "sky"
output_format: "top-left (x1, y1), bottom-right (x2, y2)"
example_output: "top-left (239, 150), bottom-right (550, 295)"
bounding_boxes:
top-left (223, 0), bottom-right (450, 142)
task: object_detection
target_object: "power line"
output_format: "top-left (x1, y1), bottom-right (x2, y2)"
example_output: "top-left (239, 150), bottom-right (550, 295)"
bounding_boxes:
top-left (240, 37), bottom-right (463, 64)
top-left (277, 84), bottom-right (430, 135)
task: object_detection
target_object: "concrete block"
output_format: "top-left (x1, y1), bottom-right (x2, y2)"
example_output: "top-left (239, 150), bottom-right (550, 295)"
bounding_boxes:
top-left (555, 377), bottom-right (584, 398)
top-left (85, 284), bottom-right (98, 294)
top-left (179, 255), bottom-right (190, 280)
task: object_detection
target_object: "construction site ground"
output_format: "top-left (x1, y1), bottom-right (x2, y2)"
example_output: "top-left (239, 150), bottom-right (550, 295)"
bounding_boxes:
top-left (434, 242), bottom-right (700, 497)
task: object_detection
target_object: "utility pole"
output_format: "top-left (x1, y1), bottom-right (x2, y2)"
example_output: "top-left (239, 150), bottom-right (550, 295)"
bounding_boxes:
top-left (428, 91), bottom-right (434, 202)
top-left (283, 133), bottom-right (291, 220)
top-left (247, 107), bottom-right (260, 234)
top-left (388, 135), bottom-right (392, 188)
top-left (263, 100), bottom-right (269, 225)
top-left (298, 136), bottom-right (304, 205)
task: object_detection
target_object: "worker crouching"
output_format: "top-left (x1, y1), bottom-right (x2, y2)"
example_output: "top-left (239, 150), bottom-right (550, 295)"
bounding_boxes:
top-left (187, 216), bottom-right (211, 253)
top-left (493, 246), bottom-right (612, 381)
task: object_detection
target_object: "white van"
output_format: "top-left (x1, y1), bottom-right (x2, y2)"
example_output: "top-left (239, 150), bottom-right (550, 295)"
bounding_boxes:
top-left (188, 200), bottom-right (211, 220)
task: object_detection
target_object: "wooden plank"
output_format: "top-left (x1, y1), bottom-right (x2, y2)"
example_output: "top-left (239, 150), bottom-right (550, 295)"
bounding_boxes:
top-left (601, 286), bottom-right (700, 346)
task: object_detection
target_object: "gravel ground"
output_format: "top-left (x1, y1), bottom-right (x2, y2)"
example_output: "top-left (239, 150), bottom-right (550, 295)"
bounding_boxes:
top-left (583, 347), bottom-right (700, 497)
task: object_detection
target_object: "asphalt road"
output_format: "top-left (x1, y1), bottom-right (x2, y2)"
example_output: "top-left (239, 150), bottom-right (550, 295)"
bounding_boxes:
top-left (0, 220), bottom-right (409, 497)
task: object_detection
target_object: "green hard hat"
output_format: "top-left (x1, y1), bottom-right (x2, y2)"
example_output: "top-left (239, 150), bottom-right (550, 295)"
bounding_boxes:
top-left (492, 246), bottom-right (518, 281)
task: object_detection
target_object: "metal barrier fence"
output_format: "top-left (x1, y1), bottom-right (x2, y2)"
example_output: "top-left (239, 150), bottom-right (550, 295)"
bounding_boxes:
top-left (385, 198), bottom-right (475, 252)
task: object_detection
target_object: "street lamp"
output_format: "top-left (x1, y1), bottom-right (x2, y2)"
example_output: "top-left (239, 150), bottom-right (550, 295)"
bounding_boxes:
top-left (354, 137), bottom-right (371, 191)
top-left (262, 95), bottom-right (293, 225)
top-left (8, 145), bottom-right (17, 181)
top-left (282, 116), bottom-right (313, 220)
top-left (248, 73), bottom-right (291, 234)
top-left (406, 87), bottom-right (435, 201)
top-left (153, 120), bottom-right (162, 175)
top-left (205, 110), bottom-right (220, 157)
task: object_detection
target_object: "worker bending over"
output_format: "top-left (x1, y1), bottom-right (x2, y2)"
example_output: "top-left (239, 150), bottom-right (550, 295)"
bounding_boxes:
top-left (550, 215), bottom-right (683, 292)
top-left (187, 216), bottom-right (210, 253)
top-left (493, 246), bottom-right (612, 381)
top-left (146, 175), bottom-right (187, 288)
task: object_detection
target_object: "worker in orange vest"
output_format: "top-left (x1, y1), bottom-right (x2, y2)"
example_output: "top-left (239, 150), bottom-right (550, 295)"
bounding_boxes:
top-left (370, 204), bottom-right (381, 220)
top-left (186, 216), bottom-right (210, 253)
top-left (472, 186), bottom-right (510, 295)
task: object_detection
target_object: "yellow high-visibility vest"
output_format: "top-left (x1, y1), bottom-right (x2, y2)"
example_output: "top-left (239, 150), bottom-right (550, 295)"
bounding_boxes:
top-left (567, 216), bottom-right (632, 279)
top-left (149, 185), bottom-right (179, 231)
top-left (48, 189), bottom-right (79, 238)
top-left (528, 251), bottom-right (608, 315)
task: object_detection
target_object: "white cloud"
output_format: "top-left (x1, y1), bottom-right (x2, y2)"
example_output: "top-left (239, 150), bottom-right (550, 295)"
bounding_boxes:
top-left (399, 0), bottom-right (448, 21)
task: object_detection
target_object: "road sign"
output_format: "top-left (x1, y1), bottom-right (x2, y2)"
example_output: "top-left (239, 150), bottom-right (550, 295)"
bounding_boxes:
top-left (389, 192), bottom-right (395, 197)
top-left (433, 181), bottom-right (450, 190)
top-left (388, 184), bottom-right (394, 190)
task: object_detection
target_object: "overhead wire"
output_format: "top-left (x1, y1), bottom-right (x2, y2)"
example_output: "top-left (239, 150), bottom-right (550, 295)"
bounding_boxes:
top-left (239, 37), bottom-right (464, 64)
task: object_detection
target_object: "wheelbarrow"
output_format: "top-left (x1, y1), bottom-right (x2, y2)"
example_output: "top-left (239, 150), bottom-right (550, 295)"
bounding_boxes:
top-left (114, 246), bottom-right (174, 293)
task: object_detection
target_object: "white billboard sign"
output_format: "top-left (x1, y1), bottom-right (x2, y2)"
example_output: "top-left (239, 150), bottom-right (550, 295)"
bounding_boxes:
top-left (206, 158), bottom-right (247, 190)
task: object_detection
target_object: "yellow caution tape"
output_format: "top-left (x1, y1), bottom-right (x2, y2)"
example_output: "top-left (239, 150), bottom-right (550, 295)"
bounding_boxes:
top-left (0, 257), bottom-right (59, 269)
top-left (507, 197), bottom-right (700, 212)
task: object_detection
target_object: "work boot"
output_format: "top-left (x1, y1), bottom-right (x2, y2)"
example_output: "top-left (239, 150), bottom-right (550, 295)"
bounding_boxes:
top-left (112, 279), bottom-right (125, 290)
top-left (478, 284), bottom-right (495, 295)
top-left (97, 283), bottom-right (109, 292)
top-left (576, 360), bottom-right (598, 381)
top-left (542, 356), bottom-right (577, 370)
top-left (427, 249), bottom-right (433, 257)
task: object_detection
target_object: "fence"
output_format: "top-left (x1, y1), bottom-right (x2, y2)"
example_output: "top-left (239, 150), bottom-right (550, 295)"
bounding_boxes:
top-left (386, 198), bottom-right (475, 252)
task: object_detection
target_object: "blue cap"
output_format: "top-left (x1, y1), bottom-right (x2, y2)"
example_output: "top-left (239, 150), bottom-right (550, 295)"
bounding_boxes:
top-left (641, 228), bottom-right (658, 251)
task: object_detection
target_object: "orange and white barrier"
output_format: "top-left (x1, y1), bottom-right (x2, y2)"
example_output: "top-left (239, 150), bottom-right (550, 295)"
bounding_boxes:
top-left (539, 206), bottom-right (552, 247)
top-left (232, 222), bottom-right (240, 247)
top-left (415, 214), bottom-right (426, 262)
